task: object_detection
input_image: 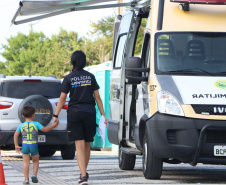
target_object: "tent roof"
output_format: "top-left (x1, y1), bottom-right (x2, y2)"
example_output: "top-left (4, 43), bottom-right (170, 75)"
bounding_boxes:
top-left (18, 0), bottom-right (122, 16)
top-left (11, 0), bottom-right (149, 25)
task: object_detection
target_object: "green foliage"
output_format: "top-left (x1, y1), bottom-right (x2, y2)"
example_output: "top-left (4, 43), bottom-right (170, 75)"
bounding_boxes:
top-left (43, 28), bottom-right (84, 77)
top-left (82, 38), bottom-right (100, 66)
top-left (2, 31), bottom-right (47, 76)
top-left (134, 18), bottom-right (148, 56)
top-left (88, 15), bottom-right (147, 60)
top-left (90, 16), bottom-right (114, 37)
top-left (0, 15), bottom-right (147, 78)
top-left (89, 15), bottom-right (114, 62)
top-left (1, 29), bottom-right (83, 78)
top-left (0, 62), bottom-right (6, 74)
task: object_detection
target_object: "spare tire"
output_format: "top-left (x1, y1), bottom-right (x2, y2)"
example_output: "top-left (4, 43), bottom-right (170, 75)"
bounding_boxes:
top-left (18, 95), bottom-right (53, 126)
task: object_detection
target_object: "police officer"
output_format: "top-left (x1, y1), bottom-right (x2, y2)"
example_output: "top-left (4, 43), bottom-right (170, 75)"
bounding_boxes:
top-left (53, 50), bottom-right (108, 185)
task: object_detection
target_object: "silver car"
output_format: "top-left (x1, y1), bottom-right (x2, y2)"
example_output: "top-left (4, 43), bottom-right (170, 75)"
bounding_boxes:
top-left (0, 74), bottom-right (75, 159)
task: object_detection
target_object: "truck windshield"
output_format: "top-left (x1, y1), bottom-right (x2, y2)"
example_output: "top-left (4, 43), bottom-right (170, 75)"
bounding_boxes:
top-left (155, 32), bottom-right (226, 76)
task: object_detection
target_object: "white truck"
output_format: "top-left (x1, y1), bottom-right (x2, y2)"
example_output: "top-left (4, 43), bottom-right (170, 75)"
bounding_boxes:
top-left (107, 0), bottom-right (226, 179)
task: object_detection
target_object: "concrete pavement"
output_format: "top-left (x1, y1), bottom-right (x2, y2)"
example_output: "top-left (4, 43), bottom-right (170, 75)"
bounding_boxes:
top-left (2, 150), bottom-right (226, 184)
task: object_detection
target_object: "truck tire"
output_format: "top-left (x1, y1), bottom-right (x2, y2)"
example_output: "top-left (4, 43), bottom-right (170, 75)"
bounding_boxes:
top-left (142, 129), bottom-right (163, 179)
top-left (39, 147), bottom-right (56, 157)
top-left (61, 143), bottom-right (76, 160)
top-left (118, 146), bottom-right (136, 170)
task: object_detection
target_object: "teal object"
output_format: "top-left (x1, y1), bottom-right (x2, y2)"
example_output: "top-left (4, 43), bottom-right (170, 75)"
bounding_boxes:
top-left (91, 70), bottom-right (111, 149)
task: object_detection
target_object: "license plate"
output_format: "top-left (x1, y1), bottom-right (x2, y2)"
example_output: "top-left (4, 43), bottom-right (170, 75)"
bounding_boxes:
top-left (38, 135), bottom-right (46, 142)
top-left (214, 145), bottom-right (226, 156)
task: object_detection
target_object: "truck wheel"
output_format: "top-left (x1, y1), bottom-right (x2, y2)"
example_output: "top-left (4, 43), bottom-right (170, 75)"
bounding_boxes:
top-left (142, 129), bottom-right (163, 179)
top-left (118, 146), bottom-right (136, 170)
top-left (39, 147), bottom-right (56, 157)
top-left (61, 143), bottom-right (75, 160)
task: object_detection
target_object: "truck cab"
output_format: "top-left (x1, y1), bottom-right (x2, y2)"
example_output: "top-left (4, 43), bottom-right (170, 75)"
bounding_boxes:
top-left (108, 0), bottom-right (226, 179)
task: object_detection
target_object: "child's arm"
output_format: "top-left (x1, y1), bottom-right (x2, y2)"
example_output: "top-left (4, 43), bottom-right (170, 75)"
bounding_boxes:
top-left (14, 131), bottom-right (22, 154)
top-left (41, 121), bottom-right (59, 132)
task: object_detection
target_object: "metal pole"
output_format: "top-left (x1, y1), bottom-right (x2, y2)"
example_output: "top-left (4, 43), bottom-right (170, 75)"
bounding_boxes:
top-left (118, 0), bottom-right (123, 15)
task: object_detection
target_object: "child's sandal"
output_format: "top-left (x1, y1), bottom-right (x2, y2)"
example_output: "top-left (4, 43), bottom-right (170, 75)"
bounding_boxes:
top-left (31, 175), bottom-right (38, 183)
top-left (23, 179), bottom-right (29, 184)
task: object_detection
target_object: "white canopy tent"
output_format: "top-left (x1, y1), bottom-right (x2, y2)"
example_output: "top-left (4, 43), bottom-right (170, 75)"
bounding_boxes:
top-left (11, 0), bottom-right (149, 25)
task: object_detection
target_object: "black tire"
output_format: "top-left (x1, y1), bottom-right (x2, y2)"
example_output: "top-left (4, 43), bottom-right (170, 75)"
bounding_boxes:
top-left (61, 143), bottom-right (76, 160)
top-left (18, 95), bottom-right (53, 126)
top-left (142, 129), bottom-right (163, 179)
top-left (118, 146), bottom-right (136, 170)
top-left (39, 146), bottom-right (56, 157)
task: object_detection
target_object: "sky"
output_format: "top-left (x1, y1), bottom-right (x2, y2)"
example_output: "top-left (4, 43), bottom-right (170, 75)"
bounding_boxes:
top-left (0, 0), bottom-right (120, 62)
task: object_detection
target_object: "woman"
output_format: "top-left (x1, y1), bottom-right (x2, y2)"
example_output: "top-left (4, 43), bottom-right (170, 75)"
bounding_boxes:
top-left (53, 50), bottom-right (108, 185)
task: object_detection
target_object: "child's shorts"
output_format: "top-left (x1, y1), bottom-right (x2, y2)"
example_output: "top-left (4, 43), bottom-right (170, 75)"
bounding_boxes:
top-left (22, 144), bottom-right (39, 156)
top-left (67, 110), bottom-right (97, 142)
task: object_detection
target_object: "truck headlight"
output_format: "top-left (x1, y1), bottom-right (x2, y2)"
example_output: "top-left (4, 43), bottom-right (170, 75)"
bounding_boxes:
top-left (157, 91), bottom-right (184, 116)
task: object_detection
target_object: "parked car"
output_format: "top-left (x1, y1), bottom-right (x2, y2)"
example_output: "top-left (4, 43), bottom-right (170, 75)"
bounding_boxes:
top-left (0, 74), bottom-right (75, 159)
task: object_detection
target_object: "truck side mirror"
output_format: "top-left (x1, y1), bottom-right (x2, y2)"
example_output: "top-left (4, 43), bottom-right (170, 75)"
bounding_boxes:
top-left (126, 57), bottom-right (149, 84)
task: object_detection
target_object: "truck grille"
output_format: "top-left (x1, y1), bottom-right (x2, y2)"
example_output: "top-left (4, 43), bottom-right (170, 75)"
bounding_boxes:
top-left (192, 105), bottom-right (226, 115)
top-left (167, 130), bottom-right (176, 144)
top-left (204, 130), bottom-right (226, 143)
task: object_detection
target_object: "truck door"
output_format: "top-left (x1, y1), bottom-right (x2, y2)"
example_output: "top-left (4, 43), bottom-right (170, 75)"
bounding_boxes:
top-left (124, 20), bottom-right (150, 145)
top-left (110, 9), bottom-right (146, 145)
top-left (109, 10), bottom-right (136, 144)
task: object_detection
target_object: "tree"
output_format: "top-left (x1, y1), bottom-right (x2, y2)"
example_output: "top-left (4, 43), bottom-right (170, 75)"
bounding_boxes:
top-left (0, 62), bottom-right (6, 74)
top-left (89, 15), bottom-right (115, 62)
top-left (1, 29), bottom-right (84, 78)
top-left (1, 15), bottom-right (147, 77)
top-left (88, 15), bottom-right (147, 61)
top-left (2, 31), bottom-right (47, 76)
top-left (82, 38), bottom-right (100, 66)
top-left (42, 28), bottom-right (84, 78)
top-left (134, 18), bottom-right (148, 56)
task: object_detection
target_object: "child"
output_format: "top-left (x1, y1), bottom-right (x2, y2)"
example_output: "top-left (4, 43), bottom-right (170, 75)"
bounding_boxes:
top-left (14, 105), bottom-right (59, 184)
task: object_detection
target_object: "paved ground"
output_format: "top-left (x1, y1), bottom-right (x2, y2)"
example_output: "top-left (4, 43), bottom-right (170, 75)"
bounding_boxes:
top-left (1, 150), bottom-right (226, 185)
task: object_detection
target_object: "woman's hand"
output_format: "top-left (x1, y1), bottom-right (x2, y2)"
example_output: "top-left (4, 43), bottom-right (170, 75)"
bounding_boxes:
top-left (103, 115), bottom-right (108, 127)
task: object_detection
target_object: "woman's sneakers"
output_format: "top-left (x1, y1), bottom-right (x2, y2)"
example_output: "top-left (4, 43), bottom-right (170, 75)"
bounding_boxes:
top-left (78, 176), bottom-right (88, 185)
top-left (78, 173), bottom-right (89, 185)
top-left (86, 172), bottom-right (89, 180)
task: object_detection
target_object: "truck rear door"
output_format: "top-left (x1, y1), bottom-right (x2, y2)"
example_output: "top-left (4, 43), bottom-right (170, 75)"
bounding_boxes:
top-left (109, 9), bottom-right (138, 144)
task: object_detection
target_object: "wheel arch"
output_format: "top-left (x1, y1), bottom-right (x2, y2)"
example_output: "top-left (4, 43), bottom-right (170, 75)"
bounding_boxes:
top-left (134, 114), bottom-right (149, 151)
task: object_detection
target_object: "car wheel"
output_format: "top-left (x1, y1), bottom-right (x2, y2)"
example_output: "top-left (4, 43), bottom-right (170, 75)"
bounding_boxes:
top-left (61, 143), bottom-right (76, 160)
top-left (39, 146), bottom-right (56, 157)
top-left (142, 129), bottom-right (163, 179)
top-left (18, 95), bottom-right (53, 126)
top-left (118, 146), bottom-right (136, 170)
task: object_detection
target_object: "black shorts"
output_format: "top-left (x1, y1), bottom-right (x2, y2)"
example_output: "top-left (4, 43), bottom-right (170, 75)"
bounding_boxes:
top-left (67, 110), bottom-right (96, 142)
